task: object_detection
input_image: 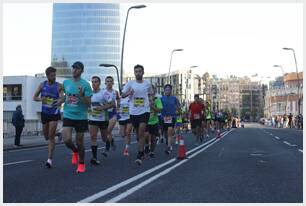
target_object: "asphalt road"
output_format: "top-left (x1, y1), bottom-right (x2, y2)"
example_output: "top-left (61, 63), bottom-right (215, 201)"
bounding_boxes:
top-left (3, 123), bottom-right (302, 203)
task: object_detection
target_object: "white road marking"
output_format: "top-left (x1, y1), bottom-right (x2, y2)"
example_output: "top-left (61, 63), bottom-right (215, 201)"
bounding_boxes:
top-left (270, 133), bottom-right (273, 136)
top-left (78, 132), bottom-right (228, 203)
top-left (283, 141), bottom-right (291, 146)
top-left (250, 153), bottom-right (263, 156)
top-left (274, 136), bottom-right (280, 140)
top-left (298, 149), bottom-right (303, 153)
top-left (105, 131), bottom-right (231, 203)
top-left (4, 160), bottom-right (33, 166)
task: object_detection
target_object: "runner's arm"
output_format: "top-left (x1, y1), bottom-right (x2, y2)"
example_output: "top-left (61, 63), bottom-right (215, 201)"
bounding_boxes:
top-left (33, 83), bottom-right (43, 101)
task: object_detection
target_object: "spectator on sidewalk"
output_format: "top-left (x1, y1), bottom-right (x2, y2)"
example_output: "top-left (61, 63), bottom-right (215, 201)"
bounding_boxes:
top-left (11, 105), bottom-right (25, 147)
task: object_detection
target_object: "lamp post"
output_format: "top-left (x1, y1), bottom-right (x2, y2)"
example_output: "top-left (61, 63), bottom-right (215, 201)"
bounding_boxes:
top-left (273, 65), bottom-right (288, 115)
top-left (121, 5), bottom-right (146, 86)
top-left (168, 49), bottom-right (183, 84)
top-left (283, 47), bottom-right (301, 114)
top-left (99, 64), bottom-right (121, 94)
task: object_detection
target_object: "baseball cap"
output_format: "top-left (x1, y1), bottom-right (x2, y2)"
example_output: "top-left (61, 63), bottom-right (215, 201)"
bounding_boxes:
top-left (72, 61), bottom-right (84, 71)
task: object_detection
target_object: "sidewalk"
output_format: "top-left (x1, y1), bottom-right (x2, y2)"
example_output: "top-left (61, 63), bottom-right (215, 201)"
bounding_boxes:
top-left (3, 129), bottom-right (120, 151)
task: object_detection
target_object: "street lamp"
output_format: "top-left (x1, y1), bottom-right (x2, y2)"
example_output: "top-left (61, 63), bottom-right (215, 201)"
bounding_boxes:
top-left (273, 65), bottom-right (288, 114)
top-left (283, 47), bottom-right (301, 114)
top-left (168, 48), bottom-right (184, 84)
top-left (185, 65), bottom-right (197, 105)
top-left (99, 64), bottom-right (121, 94)
top-left (121, 5), bottom-right (146, 86)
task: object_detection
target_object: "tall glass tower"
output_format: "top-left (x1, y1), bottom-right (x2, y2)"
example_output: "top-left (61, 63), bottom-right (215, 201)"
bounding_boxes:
top-left (51, 3), bottom-right (121, 88)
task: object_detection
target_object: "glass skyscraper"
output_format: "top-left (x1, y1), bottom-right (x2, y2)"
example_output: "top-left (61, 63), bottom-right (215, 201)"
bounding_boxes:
top-left (51, 3), bottom-right (121, 87)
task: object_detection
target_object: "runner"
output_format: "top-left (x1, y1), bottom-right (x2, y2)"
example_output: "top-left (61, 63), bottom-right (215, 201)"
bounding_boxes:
top-left (88, 76), bottom-right (114, 165)
top-left (121, 64), bottom-right (152, 165)
top-left (204, 101), bottom-right (212, 138)
top-left (33, 66), bottom-right (63, 168)
top-left (175, 110), bottom-right (184, 145)
top-left (118, 84), bottom-right (133, 156)
top-left (103, 76), bottom-right (120, 152)
top-left (61, 61), bottom-right (92, 173)
top-left (161, 84), bottom-right (181, 154)
top-left (188, 94), bottom-right (204, 145)
top-left (144, 85), bottom-right (163, 158)
top-left (199, 98), bottom-right (206, 142)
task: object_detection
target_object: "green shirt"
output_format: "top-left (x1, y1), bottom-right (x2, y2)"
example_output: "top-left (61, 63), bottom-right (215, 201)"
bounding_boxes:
top-left (148, 97), bottom-right (163, 125)
top-left (63, 78), bottom-right (92, 120)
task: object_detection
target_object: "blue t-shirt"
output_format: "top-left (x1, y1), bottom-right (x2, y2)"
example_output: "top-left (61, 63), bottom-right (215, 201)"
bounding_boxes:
top-left (161, 95), bottom-right (180, 118)
top-left (63, 78), bottom-right (92, 120)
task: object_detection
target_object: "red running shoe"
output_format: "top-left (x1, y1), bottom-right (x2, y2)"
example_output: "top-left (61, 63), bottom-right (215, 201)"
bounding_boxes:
top-left (72, 152), bottom-right (78, 165)
top-left (77, 163), bottom-right (86, 173)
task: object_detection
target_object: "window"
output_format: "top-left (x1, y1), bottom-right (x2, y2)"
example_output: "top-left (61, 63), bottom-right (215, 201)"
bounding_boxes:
top-left (3, 84), bottom-right (22, 101)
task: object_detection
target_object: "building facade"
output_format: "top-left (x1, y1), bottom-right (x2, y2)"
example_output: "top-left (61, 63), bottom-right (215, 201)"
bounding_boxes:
top-left (52, 3), bottom-right (121, 88)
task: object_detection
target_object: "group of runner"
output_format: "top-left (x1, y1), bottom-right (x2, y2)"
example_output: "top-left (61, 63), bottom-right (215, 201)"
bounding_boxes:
top-left (33, 61), bottom-right (234, 173)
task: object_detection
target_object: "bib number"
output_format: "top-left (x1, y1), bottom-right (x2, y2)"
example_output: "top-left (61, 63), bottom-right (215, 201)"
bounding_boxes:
top-left (134, 97), bottom-right (145, 107)
top-left (194, 113), bottom-right (201, 119)
top-left (164, 116), bottom-right (173, 124)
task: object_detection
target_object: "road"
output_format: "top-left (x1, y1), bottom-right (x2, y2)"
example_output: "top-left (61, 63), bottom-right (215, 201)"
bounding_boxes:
top-left (3, 123), bottom-right (302, 203)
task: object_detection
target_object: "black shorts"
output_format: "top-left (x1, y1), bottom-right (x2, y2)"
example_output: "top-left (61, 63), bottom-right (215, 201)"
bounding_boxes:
top-left (191, 119), bottom-right (202, 129)
top-left (119, 119), bottom-right (131, 126)
top-left (130, 112), bottom-right (150, 128)
top-left (41, 113), bottom-right (61, 124)
top-left (146, 124), bottom-right (159, 136)
top-left (63, 118), bottom-right (88, 133)
top-left (162, 117), bottom-right (176, 131)
top-left (88, 120), bottom-right (109, 130)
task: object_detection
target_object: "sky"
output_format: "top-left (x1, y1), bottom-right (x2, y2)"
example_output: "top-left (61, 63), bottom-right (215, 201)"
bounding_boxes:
top-left (3, 2), bottom-right (303, 81)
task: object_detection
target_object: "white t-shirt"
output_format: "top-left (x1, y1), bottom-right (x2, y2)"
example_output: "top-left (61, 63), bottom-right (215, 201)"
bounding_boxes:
top-left (88, 89), bottom-right (109, 121)
top-left (102, 88), bottom-right (117, 112)
top-left (122, 80), bottom-right (151, 115)
top-left (118, 97), bottom-right (130, 121)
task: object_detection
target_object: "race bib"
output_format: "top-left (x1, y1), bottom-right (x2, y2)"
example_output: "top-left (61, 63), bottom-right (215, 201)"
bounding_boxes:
top-left (164, 116), bottom-right (173, 124)
top-left (67, 94), bottom-right (79, 106)
top-left (134, 97), bottom-right (145, 107)
top-left (194, 113), bottom-right (201, 119)
top-left (122, 106), bottom-right (129, 114)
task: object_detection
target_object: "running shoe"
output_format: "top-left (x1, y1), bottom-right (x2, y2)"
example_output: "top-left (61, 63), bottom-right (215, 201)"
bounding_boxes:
top-left (102, 150), bottom-right (108, 158)
top-left (206, 134), bottom-right (209, 138)
top-left (77, 163), bottom-right (86, 173)
top-left (144, 145), bottom-right (150, 154)
top-left (135, 152), bottom-right (144, 165)
top-left (149, 152), bottom-right (155, 158)
top-left (72, 152), bottom-right (78, 165)
top-left (165, 147), bottom-right (172, 155)
top-left (123, 148), bottom-right (129, 156)
top-left (90, 158), bottom-right (100, 165)
top-left (45, 159), bottom-right (52, 168)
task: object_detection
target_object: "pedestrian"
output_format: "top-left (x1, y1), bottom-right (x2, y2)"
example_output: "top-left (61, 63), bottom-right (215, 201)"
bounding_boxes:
top-left (61, 61), bottom-right (92, 173)
top-left (103, 76), bottom-right (120, 152)
top-left (289, 113), bottom-right (293, 128)
top-left (188, 94), bottom-right (204, 144)
top-left (118, 84), bottom-right (133, 156)
top-left (11, 105), bottom-right (25, 147)
top-left (144, 85), bottom-right (163, 157)
top-left (161, 84), bottom-right (181, 154)
top-left (204, 102), bottom-right (212, 137)
top-left (121, 64), bottom-right (153, 165)
top-left (33, 66), bottom-right (63, 168)
top-left (88, 76), bottom-right (114, 165)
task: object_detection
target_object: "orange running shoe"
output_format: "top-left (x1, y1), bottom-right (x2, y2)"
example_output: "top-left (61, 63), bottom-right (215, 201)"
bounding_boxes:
top-left (77, 163), bottom-right (86, 173)
top-left (72, 152), bottom-right (78, 165)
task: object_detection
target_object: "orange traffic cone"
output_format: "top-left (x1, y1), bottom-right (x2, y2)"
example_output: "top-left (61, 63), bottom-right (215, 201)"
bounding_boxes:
top-left (177, 135), bottom-right (187, 160)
